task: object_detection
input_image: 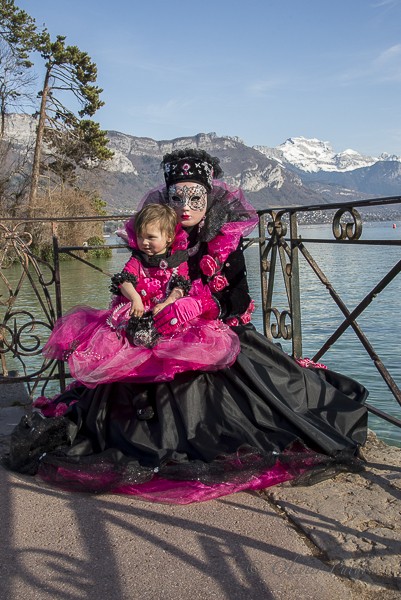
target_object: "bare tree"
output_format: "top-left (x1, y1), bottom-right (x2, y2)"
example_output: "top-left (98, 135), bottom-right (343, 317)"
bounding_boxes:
top-left (0, 135), bottom-right (32, 217)
top-left (0, 39), bottom-right (36, 136)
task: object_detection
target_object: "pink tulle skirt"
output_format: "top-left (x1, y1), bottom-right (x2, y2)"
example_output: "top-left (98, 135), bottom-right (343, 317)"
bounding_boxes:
top-left (43, 304), bottom-right (240, 387)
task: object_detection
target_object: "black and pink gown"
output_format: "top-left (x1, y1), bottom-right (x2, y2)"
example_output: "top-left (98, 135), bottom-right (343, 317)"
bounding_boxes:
top-left (4, 182), bottom-right (368, 503)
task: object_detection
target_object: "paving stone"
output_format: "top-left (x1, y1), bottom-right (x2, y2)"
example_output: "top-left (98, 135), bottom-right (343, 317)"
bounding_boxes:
top-left (0, 402), bottom-right (400, 599)
top-left (264, 431), bottom-right (401, 596)
top-left (0, 467), bottom-right (384, 600)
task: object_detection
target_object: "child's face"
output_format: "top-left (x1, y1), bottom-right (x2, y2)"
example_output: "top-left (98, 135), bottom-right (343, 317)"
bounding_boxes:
top-left (137, 222), bottom-right (172, 256)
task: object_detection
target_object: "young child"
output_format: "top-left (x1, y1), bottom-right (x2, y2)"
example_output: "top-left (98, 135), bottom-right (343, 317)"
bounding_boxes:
top-left (43, 204), bottom-right (240, 388)
top-left (108, 204), bottom-right (192, 347)
top-left (116, 204), bottom-right (186, 318)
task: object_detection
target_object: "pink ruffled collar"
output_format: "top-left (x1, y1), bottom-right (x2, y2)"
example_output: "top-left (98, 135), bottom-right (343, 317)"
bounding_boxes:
top-left (206, 222), bottom-right (248, 268)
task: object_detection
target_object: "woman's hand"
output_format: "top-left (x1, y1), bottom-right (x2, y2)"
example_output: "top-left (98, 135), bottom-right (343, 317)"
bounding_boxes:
top-left (152, 301), bottom-right (168, 316)
top-left (153, 297), bottom-right (202, 334)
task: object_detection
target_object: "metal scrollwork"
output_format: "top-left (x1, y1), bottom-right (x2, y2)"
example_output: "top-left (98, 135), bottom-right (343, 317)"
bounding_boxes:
top-left (260, 237), bottom-right (273, 272)
top-left (0, 221), bottom-right (57, 382)
top-left (1, 311), bottom-right (53, 356)
top-left (0, 222), bottom-right (33, 269)
top-left (266, 308), bottom-right (292, 340)
top-left (267, 217), bottom-right (288, 238)
top-left (332, 207), bottom-right (362, 240)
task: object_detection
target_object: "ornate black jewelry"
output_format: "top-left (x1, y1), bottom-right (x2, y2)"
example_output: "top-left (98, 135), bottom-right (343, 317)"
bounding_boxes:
top-left (125, 312), bottom-right (160, 349)
top-left (164, 157), bottom-right (214, 190)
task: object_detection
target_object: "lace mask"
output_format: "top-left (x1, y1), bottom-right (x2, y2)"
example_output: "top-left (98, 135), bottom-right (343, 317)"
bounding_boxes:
top-left (168, 184), bottom-right (207, 212)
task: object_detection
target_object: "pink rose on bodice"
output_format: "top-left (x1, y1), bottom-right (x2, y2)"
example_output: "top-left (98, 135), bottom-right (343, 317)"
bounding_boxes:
top-left (209, 275), bottom-right (229, 292)
top-left (226, 317), bottom-right (240, 327)
top-left (200, 254), bottom-right (219, 277)
top-left (247, 299), bottom-right (255, 314)
top-left (240, 311), bottom-right (252, 324)
top-left (239, 299), bottom-right (255, 324)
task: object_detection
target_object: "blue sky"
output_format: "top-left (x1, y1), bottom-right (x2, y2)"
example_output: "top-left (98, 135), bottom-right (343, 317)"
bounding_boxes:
top-left (12, 0), bottom-right (401, 156)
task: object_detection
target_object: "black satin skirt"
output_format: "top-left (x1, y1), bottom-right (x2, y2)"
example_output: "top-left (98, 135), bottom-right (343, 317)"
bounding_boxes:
top-left (5, 325), bottom-right (368, 501)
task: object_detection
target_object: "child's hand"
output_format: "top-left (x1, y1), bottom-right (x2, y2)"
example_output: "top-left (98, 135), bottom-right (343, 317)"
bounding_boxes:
top-left (130, 298), bottom-right (144, 317)
top-left (152, 288), bottom-right (183, 316)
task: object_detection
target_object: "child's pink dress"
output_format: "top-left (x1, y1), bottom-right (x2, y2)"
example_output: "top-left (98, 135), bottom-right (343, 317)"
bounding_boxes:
top-left (43, 225), bottom-right (240, 387)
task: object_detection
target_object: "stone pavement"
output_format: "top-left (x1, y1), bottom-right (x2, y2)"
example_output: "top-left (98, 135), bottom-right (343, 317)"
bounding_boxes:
top-left (0, 382), bottom-right (401, 599)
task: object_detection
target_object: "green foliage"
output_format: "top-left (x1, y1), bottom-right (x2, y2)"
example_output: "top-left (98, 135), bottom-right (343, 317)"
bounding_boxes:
top-left (43, 121), bottom-right (113, 184)
top-left (36, 34), bottom-right (113, 185)
top-left (86, 235), bottom-right (112, 259)
top-left (77, 120), bottom-right (114, 161)
top-left (35, 241), bottom-right (54, 262)
top-left (36, 235), bottom-right (112, 261)
top-left (0, 0), bottom-right (39, 66)
top-left (91, 193), bottom-right (108, 216)
top-left (37, 34), bottom-right (105, 119)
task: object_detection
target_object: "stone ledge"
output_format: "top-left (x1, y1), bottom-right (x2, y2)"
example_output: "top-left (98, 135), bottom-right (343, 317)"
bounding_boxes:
top-left (263, 431), bottom-right (401, 597)
top-left (0, 372), bottom-right (29, 408)
top-left (0, 406), bottom-right (27, 437)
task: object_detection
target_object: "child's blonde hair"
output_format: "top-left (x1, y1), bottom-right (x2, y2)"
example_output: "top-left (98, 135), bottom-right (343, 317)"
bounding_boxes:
top-left (134, 204), bottom-right (177, 243)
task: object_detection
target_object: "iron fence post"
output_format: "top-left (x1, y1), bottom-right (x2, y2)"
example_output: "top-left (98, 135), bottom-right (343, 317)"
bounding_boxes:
top-left (289, 212), bottom-right (302, 358)
top-left (52, 222), bottom-right (66, 391)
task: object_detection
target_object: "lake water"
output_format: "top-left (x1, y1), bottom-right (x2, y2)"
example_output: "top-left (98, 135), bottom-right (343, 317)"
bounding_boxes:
top-left (2, 220), bottom-right (401, 447)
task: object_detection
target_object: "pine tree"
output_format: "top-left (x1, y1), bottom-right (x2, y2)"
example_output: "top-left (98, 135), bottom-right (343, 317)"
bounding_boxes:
top-left (0, 0), bottom-right (39, 66)
top-left (30, 33), bottom-right (113, 214)
top-left (0, 1), bottom-right (113, 216)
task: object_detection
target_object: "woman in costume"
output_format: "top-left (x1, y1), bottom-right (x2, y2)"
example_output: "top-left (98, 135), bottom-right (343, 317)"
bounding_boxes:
top-left (5, 148), bottom-right (368, 504)
top-left (41, 203), bottom-right (239, 388)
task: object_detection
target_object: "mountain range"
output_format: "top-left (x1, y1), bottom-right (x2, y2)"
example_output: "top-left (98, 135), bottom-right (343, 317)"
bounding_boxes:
top-left (4, 114), bottom-right (401, 215)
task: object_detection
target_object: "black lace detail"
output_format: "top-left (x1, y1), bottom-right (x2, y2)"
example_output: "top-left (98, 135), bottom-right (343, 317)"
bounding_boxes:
top-left (169, 275), bottom-right (191, 295)
top-left (2, 412), bottom-right (73, 475)
top-left (200, 186), bottom-right (253, 242)
top-left (110, 272), bottom-right (138, 295)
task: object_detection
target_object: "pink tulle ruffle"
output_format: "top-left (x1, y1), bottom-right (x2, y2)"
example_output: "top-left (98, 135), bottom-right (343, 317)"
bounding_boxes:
top-left (37, 446), bottom-right (318, 504)
top-left (296, 357), bottom-right (328, 369)
top-left (43, 301), bottom-right (240, 388)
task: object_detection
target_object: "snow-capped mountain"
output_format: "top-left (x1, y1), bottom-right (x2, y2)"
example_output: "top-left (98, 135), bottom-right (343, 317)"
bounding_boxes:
top-left (91, 130), bottom-right (320, 211)
top-left (3, 114), bottom-right (401, 211)
top-left (254, 136), bottom-right (401, 173)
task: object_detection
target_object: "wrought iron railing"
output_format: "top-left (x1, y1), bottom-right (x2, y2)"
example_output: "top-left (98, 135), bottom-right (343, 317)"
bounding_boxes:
top-left (1, 196), bottom-right (401, 431)
top-left (0, 214), bottom-right (132, 399)
top-left (256, 195), bottom-right (401, 430)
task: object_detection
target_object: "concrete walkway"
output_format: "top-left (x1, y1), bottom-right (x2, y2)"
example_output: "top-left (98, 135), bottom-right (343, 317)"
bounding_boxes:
top-left (0, 385), bottom-right (400, 599)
